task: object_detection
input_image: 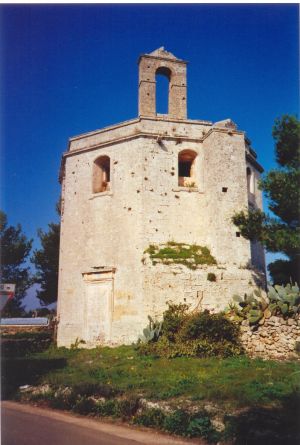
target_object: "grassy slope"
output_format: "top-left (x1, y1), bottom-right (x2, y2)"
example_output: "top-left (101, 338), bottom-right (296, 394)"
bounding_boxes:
top-left (30, 345), bottom-right (299, 408)
top-left (3, 343), bottom-right (300, 443)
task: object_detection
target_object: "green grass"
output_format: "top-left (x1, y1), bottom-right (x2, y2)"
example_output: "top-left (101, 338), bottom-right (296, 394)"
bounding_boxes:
top-left (25, 345), bottom-right (300, 408)
top-left (3, 342), bottom-right (300, 443)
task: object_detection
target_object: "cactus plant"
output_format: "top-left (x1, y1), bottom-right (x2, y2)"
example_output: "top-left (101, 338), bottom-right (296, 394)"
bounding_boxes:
top-left (228, 282), bottom-right (300, 326)
top-left (231, 291), bottom-right (269, 326)
top-left (138, 315), bottom-right (162, 343)
top-left (248, 309), bottom-right (263, 325)
top-left (267, 283), bottom-right (300, 317)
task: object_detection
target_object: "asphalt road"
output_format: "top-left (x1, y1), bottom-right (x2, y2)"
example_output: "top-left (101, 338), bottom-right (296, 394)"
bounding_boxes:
top-left (1, 401), bottom-right (200, 445)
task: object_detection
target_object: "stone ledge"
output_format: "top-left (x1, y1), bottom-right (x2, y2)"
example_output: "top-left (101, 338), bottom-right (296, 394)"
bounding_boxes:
top-left (172, 187), bottom-right (201, 193)
top-left (89, 191), bottom-right (113, 199)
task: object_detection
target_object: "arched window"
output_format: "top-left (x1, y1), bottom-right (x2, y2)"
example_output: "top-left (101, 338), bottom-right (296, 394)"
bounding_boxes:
top-left (246, 167), bottom-right (254, 194)
top-left (178, 150), bottom-right (197, 187)
top-left (156, 67), bottom-right (171, 115)
top-left (93, 155), bottom-right (110, 193)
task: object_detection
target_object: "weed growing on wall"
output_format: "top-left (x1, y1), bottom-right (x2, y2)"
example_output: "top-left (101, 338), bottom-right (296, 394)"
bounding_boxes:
top-left (144, 242), bottom-right (217, 269)
top-left (207, 272), bottom-right (217, 282)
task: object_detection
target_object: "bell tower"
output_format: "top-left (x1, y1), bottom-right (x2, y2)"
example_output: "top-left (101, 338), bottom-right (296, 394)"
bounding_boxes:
top-left (138, 47), bottom-right (187, 120)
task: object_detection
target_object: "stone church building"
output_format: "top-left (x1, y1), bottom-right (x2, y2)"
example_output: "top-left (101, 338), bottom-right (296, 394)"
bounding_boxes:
top-left (57, 48), bottom-right (265, 348)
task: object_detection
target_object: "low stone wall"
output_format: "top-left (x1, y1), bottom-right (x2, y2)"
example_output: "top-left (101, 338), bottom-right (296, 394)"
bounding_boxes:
top-left (0, 325), bottom-right (52, 335)
top-left (240, 316), bottom-right (300, 360)
top-left (0, 321), bottom-right (56, 339)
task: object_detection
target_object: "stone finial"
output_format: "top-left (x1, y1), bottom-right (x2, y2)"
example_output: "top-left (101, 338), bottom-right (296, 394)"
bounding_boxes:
top-left (147, 47), bottom-right (180, 61)
top-left (213, 119), bottom-right (237, 130)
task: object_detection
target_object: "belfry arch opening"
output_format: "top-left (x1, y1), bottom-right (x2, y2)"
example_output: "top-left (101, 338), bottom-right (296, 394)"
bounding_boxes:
top-left (246, 166), bottom-right (254, 194)
top-left (178, 149), bottom-right (197, 187)
top-left (155, 66), bottom-right (171, 115)
top-left (93, 155), bottom-right (110, 193)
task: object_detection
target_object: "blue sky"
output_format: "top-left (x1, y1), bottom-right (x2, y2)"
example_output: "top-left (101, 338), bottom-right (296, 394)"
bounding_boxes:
top-left (1, 4), bottom-right (299, 307)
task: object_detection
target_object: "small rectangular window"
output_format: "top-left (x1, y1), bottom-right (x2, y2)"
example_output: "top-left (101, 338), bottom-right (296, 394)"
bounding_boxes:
top-left (178, 150), bottom-right (197, 187)
top-left (93, 156), bottom-right (111, 193)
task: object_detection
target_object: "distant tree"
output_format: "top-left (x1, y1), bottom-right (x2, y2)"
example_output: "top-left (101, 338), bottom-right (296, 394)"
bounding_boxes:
top-left (0, 211), bottom-right (33, 316)
top-left (233, 115), bottom-right (300, 285)
top-left (31, 205), bottom-right (60, 306)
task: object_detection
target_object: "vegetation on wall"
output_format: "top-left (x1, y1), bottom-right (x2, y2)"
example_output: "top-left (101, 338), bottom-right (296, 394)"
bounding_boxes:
top-left (138, 303), bottom-right (243, 358)
top-left (233, 115), bottom-right (300, 285)
top-left (207, 272), bottom-right (217, 282)
top-left (144, 242), bottom-right (217, 269)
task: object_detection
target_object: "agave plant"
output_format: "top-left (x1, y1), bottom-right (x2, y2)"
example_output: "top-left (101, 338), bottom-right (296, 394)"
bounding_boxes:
top-left (138, 315), bottom-right (162, 343)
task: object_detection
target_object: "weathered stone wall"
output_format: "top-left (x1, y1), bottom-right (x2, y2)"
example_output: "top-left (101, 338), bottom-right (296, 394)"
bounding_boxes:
top-left (240, 316), bottom-right (300, 360)
top-left (57, 48), bottom-right (266, 348)
top-left (57, 117), bottom-right (265, 347)
top-left (57, 116), bottom-right (266, 348)
top-left (143, 261), bottom-right (265, 325)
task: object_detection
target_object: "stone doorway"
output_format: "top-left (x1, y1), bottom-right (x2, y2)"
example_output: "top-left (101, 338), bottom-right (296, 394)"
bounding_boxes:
top-left (82, 269), bottom-right (114, 345)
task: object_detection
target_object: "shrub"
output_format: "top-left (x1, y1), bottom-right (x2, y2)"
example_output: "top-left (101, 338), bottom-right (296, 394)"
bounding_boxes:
top-left (164, 409), bottom-right (190, 435)
top-left (26, 389), bottom-right (55, 403)
top-left (138, 304), bottom-right (243, 358)
top-left (72, 396), bottom-right (96, 415)
top-left (163, 409), bottom-right (219, 442)
top-left (180, 310), bottom-right (240, 343)
top-left (94, 397), bottom-right (139, 418)
top-left (140, 337), bottom-right (243, 359)
top-left (95, 399), bottom-right (118, 417)
top-left (161, 302), bottom-right (189, 341)
top-left (115, 396), bottom-right (140, 419)
top-left (49, 389), bottom-right (77, 410)
top-left (72, 382), bottom-right (118, 398)
top-left (187, 412), bottom-right (220, 441)
top-left (2, 335), bottom-right (52, 357)
top-left (187, 416), bottom-right (211, 437)
top-left (134, 407), bottom-right (219, 442)
top-left (207, 273), bottom-right (217, 282)
top-left (134, 408), bottom-right (166, 428)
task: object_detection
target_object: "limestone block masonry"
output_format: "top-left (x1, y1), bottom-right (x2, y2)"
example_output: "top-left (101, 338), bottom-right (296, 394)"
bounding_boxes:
top-left (240, 316), bottom-right (300, 360)
top-left (57, 47), bottom-right (266, 348)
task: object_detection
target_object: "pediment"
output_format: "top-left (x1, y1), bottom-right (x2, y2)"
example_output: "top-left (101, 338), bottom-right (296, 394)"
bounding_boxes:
top-left (147, 47), bottom-right (180, 60)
